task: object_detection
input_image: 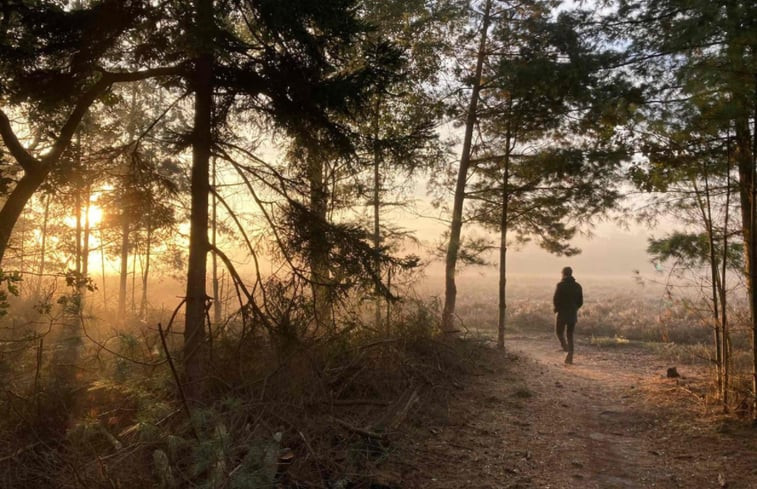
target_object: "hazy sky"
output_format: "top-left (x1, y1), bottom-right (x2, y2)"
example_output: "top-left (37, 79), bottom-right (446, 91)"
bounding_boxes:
top-left (410, 214), bottom-right (656, 279)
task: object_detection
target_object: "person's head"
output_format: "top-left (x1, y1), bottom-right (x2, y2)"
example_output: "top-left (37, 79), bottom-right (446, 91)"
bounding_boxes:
top-left (562, 266), bottom-right (573, 278)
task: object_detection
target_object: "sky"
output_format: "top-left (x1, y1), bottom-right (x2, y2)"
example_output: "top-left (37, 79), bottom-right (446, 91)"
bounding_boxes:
top-left (407, 211), bottom-right (656, 279)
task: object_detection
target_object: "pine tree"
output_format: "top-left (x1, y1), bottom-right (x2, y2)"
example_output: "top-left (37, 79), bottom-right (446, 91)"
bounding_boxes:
top-left (617, 0), bottom-right (757, 417)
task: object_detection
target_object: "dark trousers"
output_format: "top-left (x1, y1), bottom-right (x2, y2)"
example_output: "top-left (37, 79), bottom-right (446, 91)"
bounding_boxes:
top-left (555, 316), bottom-right (575, 353)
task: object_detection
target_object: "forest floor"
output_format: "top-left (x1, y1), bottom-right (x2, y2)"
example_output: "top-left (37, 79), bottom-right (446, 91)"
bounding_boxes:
top-left (383, 334), bottom-right (757, 489)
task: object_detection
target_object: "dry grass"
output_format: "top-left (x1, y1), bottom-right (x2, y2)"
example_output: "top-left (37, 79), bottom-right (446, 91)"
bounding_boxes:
top-left (450, 274), bottom-right (757, 418)
top-left (0, 295), bottom-right (494, 489)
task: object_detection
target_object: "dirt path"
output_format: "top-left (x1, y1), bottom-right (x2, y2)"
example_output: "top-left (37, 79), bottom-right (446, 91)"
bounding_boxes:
top-left (390, 334), bottom-right (757, 489)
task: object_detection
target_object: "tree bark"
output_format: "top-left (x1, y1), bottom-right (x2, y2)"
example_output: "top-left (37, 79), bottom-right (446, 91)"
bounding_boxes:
top-left (119, 88), bottom-right (138, 322)
top-left (307, 151), bottom-right (332, 331)
top-left (131, 240), bottom-right (137, 314)
top-left (81, 186), bottom-right (91, 310)
top-left (139, 219), bottom-right (152, 318)
top-left (735, 116), bottom-right (756, 421)
top-left (693, 173), bottom-right (723, 394)
top-left (118, 205), bottom-right (130, 320)
top-left (497, 124), bottom-right (512, 350)
top-left (75, 188), bottom-right (82, 280)
top-left (441, 0), bottom-right (493, 332)
top-left (100, 228), bottom-right (107, 311)
top-left (211, 157), bottom-right (222, 325)
top-left (36, 195), bottom-right (51, 295)
top-left (0, 170), bottom-right (46, 266)
top-left (184, 0), bottom-right (214, 399)
top-left (721, 133), bottom-right (732, 409)
top-left (372, 97), bottom-right (383, 332)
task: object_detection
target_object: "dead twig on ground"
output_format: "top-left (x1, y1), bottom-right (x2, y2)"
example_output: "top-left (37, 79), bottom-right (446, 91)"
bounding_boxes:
top-left (157, 322), bottom-right (199, 440)
top-left (332, 417), bottom-right (386, 440)
top-left (0, 442), bottom-right (42, 464)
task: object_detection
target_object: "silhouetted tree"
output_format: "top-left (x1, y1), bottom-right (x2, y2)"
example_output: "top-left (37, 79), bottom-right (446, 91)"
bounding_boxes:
top-left (617, 0), bottom-right (757, 416)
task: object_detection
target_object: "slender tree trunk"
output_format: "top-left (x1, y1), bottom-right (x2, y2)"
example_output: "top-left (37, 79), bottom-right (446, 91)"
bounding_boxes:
top-left (725, 5), bottom-right (757, 421)
top-left (751, 72), bottom-right (757, 419)
top-left (211, 157), bottom-right (221, 324)
top-left (721, 131), bottom-right (732, 409)
top-left (307, 151), bottom-right (332, 331)
top-left (441, 0), bottom-right (492, 332)
top-left (694, 173), bottom-right (723, 393)
top-left (184, 0), bottom-right (214, 398)
top-left (735, 116), bottom-right (756, 421)
top-left (372, 100), bottom-right (382, 332)
top-left (75, 189), bottom-right (82, 279)
top-left (131, 242), bottom-right (137, 314)
top-left (100, 228), bottom-right (107, 311)
top-left (81, 186), bottom-right (91, 311)
top-left (219, 270), bottom-right (225, 321)
top-left (385, 267), bottom-right (392, 329)
top-left (19, 208), bottom-right (26, 272)
top-left (139, 220), bottom-right (152, 318)
top-left (36, 195), bottom-right (51, 295)
top-left (118, 207), bottom-right (130, 320)
top-left (497, 126), bottom-right (512, 350)
top-left (118, 88), bottom-right (138, 322)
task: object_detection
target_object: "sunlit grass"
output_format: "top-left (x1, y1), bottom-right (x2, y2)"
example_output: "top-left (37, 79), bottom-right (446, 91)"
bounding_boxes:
top-left (590, 335), bottom-right (631, 347)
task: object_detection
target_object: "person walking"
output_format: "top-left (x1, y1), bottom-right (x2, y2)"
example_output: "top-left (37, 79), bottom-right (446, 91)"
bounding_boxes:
top-left (553, 266), bottom-right (583, 364)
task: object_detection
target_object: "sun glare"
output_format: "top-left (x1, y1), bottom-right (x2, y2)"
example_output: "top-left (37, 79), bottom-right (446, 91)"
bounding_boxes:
top-left (63, 204), bottom-right (104, 228)
top-left (88, 205), bottom-right (103, 226)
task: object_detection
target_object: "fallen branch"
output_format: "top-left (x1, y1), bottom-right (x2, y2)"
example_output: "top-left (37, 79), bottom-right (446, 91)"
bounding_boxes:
top-left (332, 417), bottom-right (386, 440)
top-left (298, 431), bottom-right (329, 489)
top-left (331, 399), bottom-right (390, 407)
top-left (157, 322), bottom-right (199, 440)
top-left (0, 442), bottom-right (42, 464)
top-left (373, 386), bottom-right (420, 433)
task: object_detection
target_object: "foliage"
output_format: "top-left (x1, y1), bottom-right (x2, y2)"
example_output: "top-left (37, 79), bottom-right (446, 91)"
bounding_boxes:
top-left (466, 2), bottom-right (630, 253)
top-left (648, 232), bottom-right (743, 271)
top-left (282, 200), bottom-right (420, 300)
top-left (0, 269), bottom-right (21, 316)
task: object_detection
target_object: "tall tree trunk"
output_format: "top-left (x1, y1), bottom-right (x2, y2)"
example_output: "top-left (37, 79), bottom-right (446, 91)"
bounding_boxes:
top-left (497, 125), bottom-right (512, 350)
top-left (18, 208), bottom-right (26, 271)
top-left (36, 195), bottom-right (51, 296)
top-left (139, 219), bottom-right (152, 318)
top-left (725, 4), bottom-right (757, 422)
top-left (751, 71), bottom-right (757, 420)
top-left (307, 151), bottom-right (332, 331)
top-left (211, 157), bottom-right (222, 325)
top-left (118, 87), bottom-right (138, 322)
top-left (184, 0), bottom-right (214, 399)
top-left (80, 186), bottom-right (91, 311)
top-left (75, 188), bottom-right (82, 279)
top-left (372, 97), bottom-right (383, 331)
top-left (118, 207), bottom-right (130, 320)
top-left (441, 0), bottom-right (492, 332)
top-left (721, 131), bottom-right (732, 409)
top-left (735, 116), bottom-right (756, 421)
top-left (694, 173), bottom-right (723, 393)
top-left (100, 228), bottom-right (107, 312)
top-left (131, 242), bottom-right (137, 314)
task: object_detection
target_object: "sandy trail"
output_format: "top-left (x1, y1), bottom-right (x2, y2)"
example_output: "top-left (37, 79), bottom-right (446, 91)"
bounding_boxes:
top-left (392, 334), bottom-right (757, 489)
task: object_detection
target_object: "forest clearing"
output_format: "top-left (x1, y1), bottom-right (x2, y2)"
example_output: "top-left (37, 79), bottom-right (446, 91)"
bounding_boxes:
top-left (1, 0), bottom-right (757, 487)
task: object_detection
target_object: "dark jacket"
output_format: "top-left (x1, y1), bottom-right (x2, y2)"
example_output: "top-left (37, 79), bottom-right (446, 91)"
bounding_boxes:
top-left (553, 276), bottom-right (583, 323)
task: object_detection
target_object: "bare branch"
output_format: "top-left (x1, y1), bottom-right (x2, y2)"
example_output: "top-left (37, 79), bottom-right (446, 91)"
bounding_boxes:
top-left (46, 65), bottom-right (185, 165)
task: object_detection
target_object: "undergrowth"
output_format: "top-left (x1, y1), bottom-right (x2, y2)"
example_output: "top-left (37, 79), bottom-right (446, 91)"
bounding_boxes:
top-left (0, 297), bottom-right (491, 488)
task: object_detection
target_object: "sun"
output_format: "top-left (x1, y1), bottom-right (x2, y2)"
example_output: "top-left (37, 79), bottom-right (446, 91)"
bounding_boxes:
top-left (63, 204), bottom-right (104, 228)
top-left (87, 205), bottom-right (103, 226)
